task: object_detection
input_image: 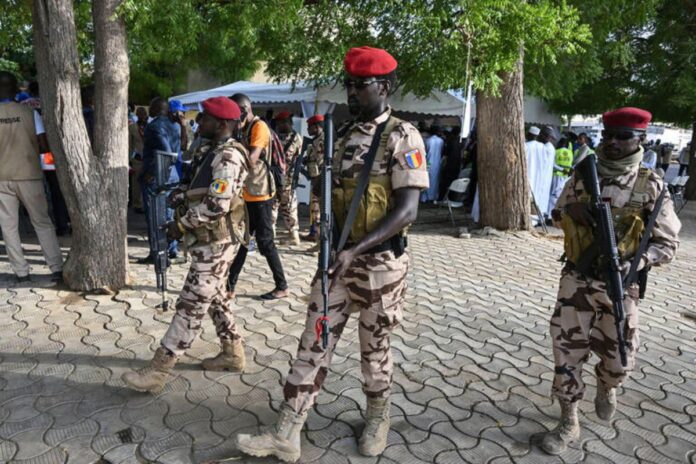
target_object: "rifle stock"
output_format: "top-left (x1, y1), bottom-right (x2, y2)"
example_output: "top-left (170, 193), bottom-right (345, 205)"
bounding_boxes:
top-left (577, 155), bottom-right (628, 367)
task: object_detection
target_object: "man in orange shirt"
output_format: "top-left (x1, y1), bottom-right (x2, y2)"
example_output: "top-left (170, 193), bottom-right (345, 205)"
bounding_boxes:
top-left (227, 93), bottom-right (289, 300)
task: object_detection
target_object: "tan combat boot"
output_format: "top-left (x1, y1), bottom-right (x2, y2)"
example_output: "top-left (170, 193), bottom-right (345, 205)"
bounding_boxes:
top-left (540, 400), bottom-right (580, 455)
top-left (121, 347), bottom-right (177, 394)
top-left (201, 339), bottom-right (245, 372)
top-left (236, 403), bottom-right (307, 463)
top-left (359, 397), bottom-right (391, 456)
top-left (595, 382), bottom-right (617, 420)
top-left (288, 230), bottom-right (301, 246)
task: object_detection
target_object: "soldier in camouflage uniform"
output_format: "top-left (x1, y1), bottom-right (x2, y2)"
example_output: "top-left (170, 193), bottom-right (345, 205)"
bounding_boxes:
top-left (302, 115), bottom-right (324, 245)
top-left (542, 107), bottom-right (681, 454)
top-left (122, 97), bottom-right (249, 394)
top-left (271, 111), bottom-right (303, 245)
top-left (234, 46), bottom-right (428, 463)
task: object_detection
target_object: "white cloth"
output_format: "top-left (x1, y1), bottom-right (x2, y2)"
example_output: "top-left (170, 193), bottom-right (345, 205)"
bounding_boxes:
top-left (679, 147), bottom-right (690, 165)
top-left (547, 175), bottom-right (569, 216)
top-left (33, 111), bottom-right (45, 135)
top-left (0, 180), bottom-right (63, 276)
top-left (472, 187), bottom-right (480, 223)
top-left (525, 140), bottom-right (554, 217)
top-left (420, 134), bottom-right (444, 202)
top-left (642, 149), bottom-right (657, 170)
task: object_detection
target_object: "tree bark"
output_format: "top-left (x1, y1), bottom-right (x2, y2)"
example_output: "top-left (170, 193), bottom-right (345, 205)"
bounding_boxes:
top-left (685, 118), bottom-right (696, 200)
top-left (32, 0), bottom-right (129, 291)
top-left (476, 51), bottom-right (530, 230)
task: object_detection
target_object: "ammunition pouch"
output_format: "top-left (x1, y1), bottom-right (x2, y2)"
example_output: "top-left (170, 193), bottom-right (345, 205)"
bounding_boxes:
top-left (332, 175), bottom-right (392, 244)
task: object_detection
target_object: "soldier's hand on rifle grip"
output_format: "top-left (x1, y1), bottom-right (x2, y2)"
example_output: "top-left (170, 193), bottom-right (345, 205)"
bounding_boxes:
top-left (565, 202), bottom-right (597, 228)
top-left (163, 221), bottom-right (184, 241)
top-left (328, 249), bottom-right (357, 292)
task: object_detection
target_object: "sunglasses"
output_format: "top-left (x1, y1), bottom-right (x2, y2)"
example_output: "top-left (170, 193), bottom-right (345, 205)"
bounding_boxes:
top-left (601, 130), bottom-right (643, 141)
top-left (342, 78), bottom-right (386, 90)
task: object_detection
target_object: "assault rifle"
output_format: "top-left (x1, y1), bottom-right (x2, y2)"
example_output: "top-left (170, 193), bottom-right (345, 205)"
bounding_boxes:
top-left (149, 150), bottom-right (179, 311)
top-left (576, 154), bottom-right (628, 366)
top-left (316, 113), bottom-right (333, 349)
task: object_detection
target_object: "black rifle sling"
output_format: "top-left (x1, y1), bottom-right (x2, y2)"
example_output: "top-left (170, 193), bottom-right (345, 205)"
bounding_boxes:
top-left (623, 186), bottom-right (666, 288)
top-left (336, 120), bottom-right (388, 253)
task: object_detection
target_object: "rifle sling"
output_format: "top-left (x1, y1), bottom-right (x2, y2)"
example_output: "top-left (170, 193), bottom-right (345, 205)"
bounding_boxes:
top-left (336, 120), bottom-right (388, 253)
top-left (623, 186), bottom-right (666, 288)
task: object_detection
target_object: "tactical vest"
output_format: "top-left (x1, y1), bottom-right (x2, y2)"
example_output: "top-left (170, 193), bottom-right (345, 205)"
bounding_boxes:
top-left (331, 115), bottom-right (403, 244)
top-left (561, 167), bottom-right (651, 274)
top-left (184, 140), bottom-right (248, 245)
top-left (554, 147), bottom-right (574, 177)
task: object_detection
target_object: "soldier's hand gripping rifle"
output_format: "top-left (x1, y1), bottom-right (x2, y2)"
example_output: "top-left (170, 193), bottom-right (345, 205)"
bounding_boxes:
top-left (315, 113), bottom-right (333, 349)
top-left (150, 150), bottom-right (179, 312)
top-left (576, 154), bottom-right (628, 366)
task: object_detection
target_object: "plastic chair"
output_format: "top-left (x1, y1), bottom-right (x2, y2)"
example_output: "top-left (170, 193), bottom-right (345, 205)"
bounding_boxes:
top-left (668, 175), bottom-right (689, 214)
top-left (445, 178), bottom-right (470, 227)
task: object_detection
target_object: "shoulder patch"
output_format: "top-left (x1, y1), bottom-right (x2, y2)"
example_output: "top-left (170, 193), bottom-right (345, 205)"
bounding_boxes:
top-left (211, 179), bottom-right (229, 194)
top-left (404, 149), bottom-right (424, 169)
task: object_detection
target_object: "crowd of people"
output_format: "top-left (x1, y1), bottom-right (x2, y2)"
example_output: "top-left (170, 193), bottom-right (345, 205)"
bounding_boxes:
top-left (0, 45), bottom-right (686, 463)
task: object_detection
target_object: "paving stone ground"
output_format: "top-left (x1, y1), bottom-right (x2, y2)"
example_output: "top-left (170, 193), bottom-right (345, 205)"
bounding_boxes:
top-left (0, 198), bottom-right (694, 464)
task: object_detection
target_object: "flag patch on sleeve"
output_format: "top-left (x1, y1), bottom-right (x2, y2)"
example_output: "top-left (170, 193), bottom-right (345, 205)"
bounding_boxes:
top-left (211, 179), bottom-right (229, 194)
top-left (404, 149), bottom-right (423, 169)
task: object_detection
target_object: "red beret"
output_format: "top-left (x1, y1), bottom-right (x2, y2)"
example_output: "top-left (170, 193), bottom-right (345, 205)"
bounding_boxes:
top-left (602, 107), bottom-right (652, 131)
top-left (274, 111), bottom-right (292, 121)
top-left (307, 114), bottom-right (324, 125)
top-left (344, 46), bottom-right (397, 78)
top-left (202, 96), bottom-right (241, 120)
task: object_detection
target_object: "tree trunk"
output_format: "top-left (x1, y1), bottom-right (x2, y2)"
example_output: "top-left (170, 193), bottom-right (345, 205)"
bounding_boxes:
top-left (685, 118), bottom-right (696, 200)
top-left (477, 51), bottom-right (530, 230)
top-left (32, 0), bottom-right (129, 292)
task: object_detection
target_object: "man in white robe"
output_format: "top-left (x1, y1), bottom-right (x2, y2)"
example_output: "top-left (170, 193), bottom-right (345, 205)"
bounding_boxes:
top-left (420, 127), bottom-right (445, 202)
top-left (525, 126), bottom-right (555, 224)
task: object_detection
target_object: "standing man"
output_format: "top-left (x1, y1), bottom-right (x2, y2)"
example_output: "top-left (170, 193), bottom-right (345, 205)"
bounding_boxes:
top-left (128, 106), bottom-right (148, 214)
top-left (543, 108), bottom-right (681, 454)
top-left (0, 71), bottom-right (63, 282)
top-left (226, 93), bottom-right (289, 300)
top-left (420, 125), bottom-right (444, 203)
top-left (546, 137), bottom-right (574, 221)
top-left (138, 97), bottom-right (181, 264)
top-left (678, 142), bottom-right (690, 176)
top-left (271, 111), bottom-right (303, 245)
top-left (525, 125), bottom-right (554, 225)
top-left (659, 142), bottom-right (673, 173)
top-left (302, 114), bottom-right (325, 243)
top-left (122, 97), bottom-right (249, 392)
top-left (234, 46), bottom-right (428, 462)
top-left (572, 132), bottom-right (594, 166)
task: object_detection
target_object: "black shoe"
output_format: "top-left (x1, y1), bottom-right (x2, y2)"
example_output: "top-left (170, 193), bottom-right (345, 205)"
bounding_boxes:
top-left (51, 272), bottom-right (63, 283)
top-left (15, 275), bottom-right (30, 283)
top-left (136, 255), bottom-right (155, 264)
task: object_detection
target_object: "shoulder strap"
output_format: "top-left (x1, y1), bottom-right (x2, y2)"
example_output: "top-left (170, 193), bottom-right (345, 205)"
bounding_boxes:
top-left (375, 116), bottom-right (403, 168)
top-left (336, 119), bottom-right (389, 253)
top-left (627, 167), bottom-right (651, 209)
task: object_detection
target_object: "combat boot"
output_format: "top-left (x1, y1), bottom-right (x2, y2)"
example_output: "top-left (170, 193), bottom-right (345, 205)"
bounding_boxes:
top-left (201, 339), bottom-right (245, 372)
top-left (359, 396), bottom-right (391, 456)
top-left (236, 403), bottom-right (307, 463)
top-left (595, 382), bottom-right (617, 420)
top-left (121, 346), bottom-right (177, 394)
top-left (540, 400), bottom-right (580, 455)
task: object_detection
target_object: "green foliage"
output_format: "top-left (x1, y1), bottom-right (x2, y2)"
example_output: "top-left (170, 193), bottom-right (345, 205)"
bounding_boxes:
top-left (260, 0), bottom-right (590, 97)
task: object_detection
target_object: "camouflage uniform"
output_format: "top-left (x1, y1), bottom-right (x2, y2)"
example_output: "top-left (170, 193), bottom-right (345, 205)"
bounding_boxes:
top-left (306, 130), bottom-right (324, 227)
top-left (272, 131), bottom-right (303, 233)
top-left (161, 139), bottom-right (248, 356)
top-left (284, 107), bottom-right (428, 415)
top-left (550, 164), bottom-right (681, 403)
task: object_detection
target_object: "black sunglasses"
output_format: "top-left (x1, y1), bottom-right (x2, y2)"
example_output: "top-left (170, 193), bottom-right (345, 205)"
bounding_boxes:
top-left (601, 130), bottom-right (643, 141)
top-left (342, 78), bottom-right (386, 90)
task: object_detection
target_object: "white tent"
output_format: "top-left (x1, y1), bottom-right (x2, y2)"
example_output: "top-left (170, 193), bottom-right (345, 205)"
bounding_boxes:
top-left (173, 80), bottom-right (470, 119)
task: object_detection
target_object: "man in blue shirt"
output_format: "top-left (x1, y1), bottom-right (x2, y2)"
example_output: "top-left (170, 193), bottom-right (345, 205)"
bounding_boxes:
top-left (138, 97), bottom-right (181, 263)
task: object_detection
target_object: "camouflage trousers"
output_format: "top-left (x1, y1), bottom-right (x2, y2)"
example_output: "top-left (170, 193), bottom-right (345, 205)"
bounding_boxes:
top-left (161, 240), bottom-right (242, 356)
top-left (309, 191), bottom-right (320, 226)
top-left (550, 268), bottom-right (640, 403)
top-left (283, 251), bottom-right (409, 415)
top-left (272, 185), bottom-right (299, 233)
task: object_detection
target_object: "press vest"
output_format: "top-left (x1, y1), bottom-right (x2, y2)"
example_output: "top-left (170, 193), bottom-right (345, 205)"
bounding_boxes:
top-left (0, 102), bottom-right (42, 181)
top-left (554, 147), bottom-right (574, 177)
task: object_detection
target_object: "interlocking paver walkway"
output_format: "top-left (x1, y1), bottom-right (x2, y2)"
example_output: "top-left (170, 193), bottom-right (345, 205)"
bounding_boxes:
top-left (0, 202), bottom-right (694, 464)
